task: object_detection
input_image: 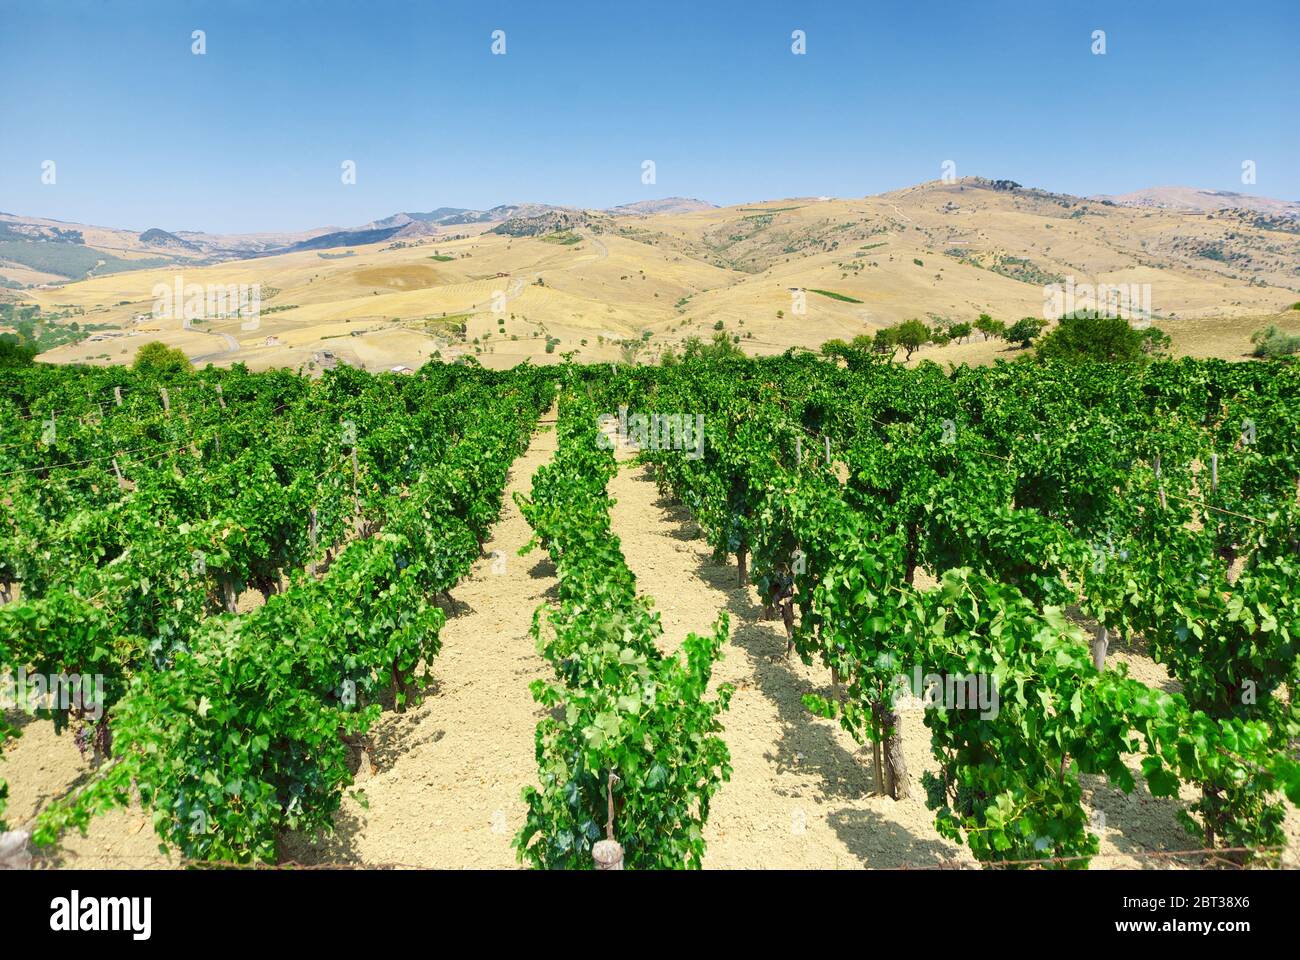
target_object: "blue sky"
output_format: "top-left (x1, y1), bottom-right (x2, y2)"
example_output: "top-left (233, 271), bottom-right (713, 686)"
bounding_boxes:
top-left (1, 0), bottom-right (1296, 233)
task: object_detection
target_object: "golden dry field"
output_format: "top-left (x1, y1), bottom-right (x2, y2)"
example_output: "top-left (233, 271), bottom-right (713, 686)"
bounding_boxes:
top-left (11, 178), bottom-right (1300, 372)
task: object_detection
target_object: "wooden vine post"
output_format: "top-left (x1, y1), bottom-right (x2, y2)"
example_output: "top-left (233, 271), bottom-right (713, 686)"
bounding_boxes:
top-left (342, 420), bottom-right (360, 514)
top-left (352, 446), bottom-right (360, 513)
top-left (592, 771), bottom-right (624, 870)
top-left (1092, 623), bottom-right (1109, 672)
top-left (870, 703), bottom-right (910, 801)
top-left (308, 508), bottom-right (319, 577)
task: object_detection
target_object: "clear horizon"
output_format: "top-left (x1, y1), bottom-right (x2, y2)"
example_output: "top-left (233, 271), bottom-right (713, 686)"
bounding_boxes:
top-left (2, 0), bottom-right (1296, 234)
top-left (4, 179), bottom-right (1297, 239)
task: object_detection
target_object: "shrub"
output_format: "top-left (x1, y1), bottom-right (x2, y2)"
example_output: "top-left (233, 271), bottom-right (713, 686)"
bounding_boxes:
top-left (1250, 325), bottom-right (1300, 358)
top-left (1140, 327), bottom-right (1172, 356)
top-left (0, 336), bottom-right (37, 367)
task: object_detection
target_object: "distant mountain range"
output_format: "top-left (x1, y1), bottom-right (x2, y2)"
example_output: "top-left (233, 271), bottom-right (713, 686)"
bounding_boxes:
top-left (270, 204), bottom-right (603, 256)
top-left (1092, 186), bottom-right (1300, 218)
top-left (138, 227), bottom-right (202, 252)
top-left (607, 197), bottom-right (719, 215)
top-left (5, 185), bottom-right (1297, 290)
top-left (0, 197), bottom-right (721, 285)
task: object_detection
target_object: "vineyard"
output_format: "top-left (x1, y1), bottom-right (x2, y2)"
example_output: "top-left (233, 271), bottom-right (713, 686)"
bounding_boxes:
top-left (0, 358), bottom-right (552, 862)
top-left (2, 348), bottom-right (1299, 869)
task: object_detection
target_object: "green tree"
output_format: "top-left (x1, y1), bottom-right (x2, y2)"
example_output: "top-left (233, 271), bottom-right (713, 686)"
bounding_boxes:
top-left (1005, 317), bottom-right (1047, 349)
top-left (894, 319), bottom-right (931, 360)
top-left (820, 338), bottom-right (850, 358)
top-left (975, 313), bottom-right (1005, 340)
top-left (1036, 313), bottom-right (1155, 362)
top-left (872, 327), bottom-right (900, 356)
top-left (132, 341), bottom-right (192, 375)
top-left (682, 331), bottom-right (744, 361)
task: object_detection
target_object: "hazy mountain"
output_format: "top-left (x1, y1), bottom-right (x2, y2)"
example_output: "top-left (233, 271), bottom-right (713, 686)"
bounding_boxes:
top-left (174, 227), bottom-right (340, 254)
top-left (607, 197), bottom-right (717, 216)
top-left (399, 203), bottom-right (576, 226)
top-left (0, 211), bottom-right (339, 285)
top-left (1093, 186), bottom-right (1300, 218)
top-left (138, 227), bottom-right (202, 252)
top-left (398, 199), bottom-right (713, 226)
top-left (487, 203), bottom-right (579, 220)
top-left (403, 207), bottom-right (495, 225)
top-left (489, 208), bottom-right (598, 237)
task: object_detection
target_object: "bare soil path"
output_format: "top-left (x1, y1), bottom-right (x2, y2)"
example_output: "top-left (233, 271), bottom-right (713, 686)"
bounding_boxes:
top-left (286, 419), bottom-right (558, 867)
top-left (606, 444), bottom-right (965, 868)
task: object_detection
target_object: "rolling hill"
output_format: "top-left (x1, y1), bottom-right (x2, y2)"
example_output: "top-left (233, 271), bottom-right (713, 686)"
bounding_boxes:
top-left (1092, 186), bottom-right (1300, 218)
top-left (9, 178), bottom-right (1299, 372)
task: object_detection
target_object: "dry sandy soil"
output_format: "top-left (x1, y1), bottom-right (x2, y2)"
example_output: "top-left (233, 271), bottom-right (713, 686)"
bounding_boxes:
top-left (7, 424), bottom-right (1297, 869)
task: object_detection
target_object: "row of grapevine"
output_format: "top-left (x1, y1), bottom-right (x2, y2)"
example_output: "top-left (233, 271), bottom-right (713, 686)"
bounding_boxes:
top-left (620, 354), bottom-right (1300, 866)
top-left (1, 360), bottom-right (555, 860)
top-left (513, 384), bottom-right (733, 868)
